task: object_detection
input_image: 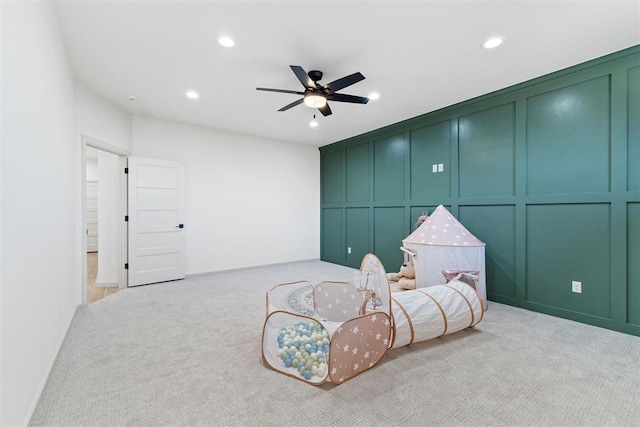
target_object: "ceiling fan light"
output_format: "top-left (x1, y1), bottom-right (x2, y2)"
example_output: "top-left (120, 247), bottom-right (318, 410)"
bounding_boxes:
top-left (304, 93), bottom-right (327, 108)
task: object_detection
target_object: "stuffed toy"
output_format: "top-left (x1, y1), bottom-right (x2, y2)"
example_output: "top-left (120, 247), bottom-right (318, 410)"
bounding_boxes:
top-left (413, 212), bottom-right (428, 230)
top-left (387, 261), bottom-right (417, 291)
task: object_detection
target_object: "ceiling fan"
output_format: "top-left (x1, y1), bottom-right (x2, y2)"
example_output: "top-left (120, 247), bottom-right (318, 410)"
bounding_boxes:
top-left (256, 65), bottom-right (369, 117)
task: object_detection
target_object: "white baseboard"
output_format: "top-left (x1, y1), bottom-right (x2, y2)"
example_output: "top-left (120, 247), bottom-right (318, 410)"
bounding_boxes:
top-left (186, 258), bottom-right (322, 278)
top-left (95, 281), bottom-right (118, 288)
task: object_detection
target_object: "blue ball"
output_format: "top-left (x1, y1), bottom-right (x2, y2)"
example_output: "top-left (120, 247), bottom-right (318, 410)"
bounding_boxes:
top-left (284, 359), bottom-right (292, 367)
top-left (303, 370), bottom-right (312, 380)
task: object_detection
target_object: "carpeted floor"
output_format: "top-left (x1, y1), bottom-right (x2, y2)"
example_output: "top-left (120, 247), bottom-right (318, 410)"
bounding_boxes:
top-left (30, 260), bottom-right (640, 426)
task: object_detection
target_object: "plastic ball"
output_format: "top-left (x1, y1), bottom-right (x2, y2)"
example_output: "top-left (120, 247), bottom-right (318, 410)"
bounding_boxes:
top-left (304, 370), bottom-right (312, 380)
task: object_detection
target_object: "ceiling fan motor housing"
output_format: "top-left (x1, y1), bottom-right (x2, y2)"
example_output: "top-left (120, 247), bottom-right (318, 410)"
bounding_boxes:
top-left (308, 70), bottom-right (323, 82)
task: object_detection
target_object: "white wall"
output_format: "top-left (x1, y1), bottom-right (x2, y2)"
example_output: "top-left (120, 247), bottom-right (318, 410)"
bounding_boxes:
top-left (1, 2), bottom-right (77, 425)
top-left (132, 117), bottom-right (320, 274)
top-left (0, 2), bottom-right (4, 423)
top-left (75, 82), bottom-right (132, 152)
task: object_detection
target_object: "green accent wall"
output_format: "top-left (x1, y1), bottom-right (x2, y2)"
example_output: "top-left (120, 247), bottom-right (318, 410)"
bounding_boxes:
top-left (459, 103), bottom-right (515, 197)
top-left (629, 203), bottom-right (640, 326)
top-left (319, 45), bottom-right (640, 336)
top-left (410, 121), bottom-right (451, 199)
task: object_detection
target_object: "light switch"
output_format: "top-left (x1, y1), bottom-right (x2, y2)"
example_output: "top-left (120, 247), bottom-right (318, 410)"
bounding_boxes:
top-left (432, 164), bottom-right (438, 173)
top-left (438, 163), bottom-right (444, 172)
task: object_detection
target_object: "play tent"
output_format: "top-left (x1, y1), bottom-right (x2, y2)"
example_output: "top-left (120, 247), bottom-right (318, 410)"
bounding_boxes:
top-left (402, 205), bottom-right (487, 303)
top-left (262, 253), bottom-right (484, 385)
top-left (262, 254), bottom-right (393, 385)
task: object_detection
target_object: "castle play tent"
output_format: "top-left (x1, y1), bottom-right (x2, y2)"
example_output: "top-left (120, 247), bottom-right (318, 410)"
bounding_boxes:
top-left (402, 205), bottom-right (487, 303)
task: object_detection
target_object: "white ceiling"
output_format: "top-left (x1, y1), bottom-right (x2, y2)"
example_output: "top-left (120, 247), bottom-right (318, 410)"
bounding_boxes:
top-left (53, 0), bottom-right (640, 147)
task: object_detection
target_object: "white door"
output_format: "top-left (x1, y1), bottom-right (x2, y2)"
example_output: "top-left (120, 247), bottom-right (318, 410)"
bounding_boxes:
top-left (127, 157), bottom-right (185, 287)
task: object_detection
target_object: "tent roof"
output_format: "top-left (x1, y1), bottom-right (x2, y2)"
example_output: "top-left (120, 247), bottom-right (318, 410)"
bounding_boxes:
top-left (403, 205), bottom-right (485, 247)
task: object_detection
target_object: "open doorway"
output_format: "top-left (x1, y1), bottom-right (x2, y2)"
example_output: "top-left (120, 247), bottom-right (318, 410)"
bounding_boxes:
top-left (82, 136), bottom-right (129, 304)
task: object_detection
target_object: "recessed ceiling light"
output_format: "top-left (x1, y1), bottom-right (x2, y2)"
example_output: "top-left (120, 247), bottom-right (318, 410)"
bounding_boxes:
top-left (218, 36), bottom-right (235, 48)
top-left (309, 119), bottom-right (319, 128)
top-left (186, 90), bottom-right (200, 99)
top-left (482, 37), bottom-right (503, 49)
top-left (368, 92), bottom-right (380, 101)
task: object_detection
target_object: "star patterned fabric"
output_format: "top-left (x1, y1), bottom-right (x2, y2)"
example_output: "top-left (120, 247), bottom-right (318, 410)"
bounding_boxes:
top-left (403, 205), bottom-right (484, 247)
top-left (328, 313), bottom-right (391, 384)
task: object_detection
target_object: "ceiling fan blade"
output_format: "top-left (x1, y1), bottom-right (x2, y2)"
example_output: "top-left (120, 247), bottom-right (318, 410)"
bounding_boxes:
top-left (325, 72), bottom-right (365, 93)
top-left (290, 65), bottom-right (314, 89)
top-left (256, 87), bottom-right (305, 95)
top-left (278, 98), bottom-right (304, 112)
top-left (327, 93), bottom-right (369, 104)
top-left (318, 103), bottom-right (332, 117)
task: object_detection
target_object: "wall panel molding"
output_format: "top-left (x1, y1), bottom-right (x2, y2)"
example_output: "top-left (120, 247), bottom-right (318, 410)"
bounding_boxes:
top-left (320, 45), bottom-right (640, 336)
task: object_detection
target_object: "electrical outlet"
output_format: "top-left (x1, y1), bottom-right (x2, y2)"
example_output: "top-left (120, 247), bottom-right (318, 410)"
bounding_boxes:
top-left (432, 164), bottom-right (438, 173)
top-left (347, 247), bottom-right (351, 254)
top-left (438, 163), bottom-right (444, 172)
top-left (571, 281), bottom-right (582, 294)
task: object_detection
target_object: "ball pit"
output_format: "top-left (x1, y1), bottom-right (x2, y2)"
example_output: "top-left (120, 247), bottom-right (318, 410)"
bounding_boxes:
top-left (276, 321), bottom-right (330, 379)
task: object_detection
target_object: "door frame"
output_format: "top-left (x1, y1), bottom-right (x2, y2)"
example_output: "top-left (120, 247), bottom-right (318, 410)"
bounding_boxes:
top-left (81, 134), bottom-right (130, 304)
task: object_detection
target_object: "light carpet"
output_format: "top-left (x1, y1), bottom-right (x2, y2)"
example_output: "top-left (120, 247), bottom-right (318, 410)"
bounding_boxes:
top-left (30, 260), bottom-right (640, 426)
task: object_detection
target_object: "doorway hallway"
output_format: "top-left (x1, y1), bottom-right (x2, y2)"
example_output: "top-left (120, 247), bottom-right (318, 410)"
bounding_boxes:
top-left (86, 252), bottom-right (118, 304)
top-left (83, 138), bottom-right (128, 304)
